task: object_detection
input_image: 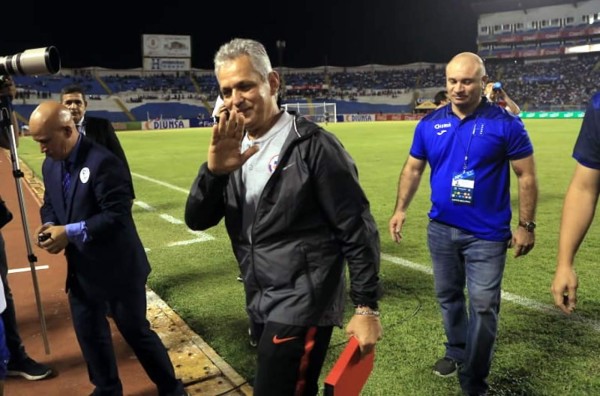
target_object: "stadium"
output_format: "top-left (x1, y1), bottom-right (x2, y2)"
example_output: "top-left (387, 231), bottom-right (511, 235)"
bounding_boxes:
top-left (7, 2), bottom-right (600, 128)
top-left (2, 0), bottom-right (600, 395)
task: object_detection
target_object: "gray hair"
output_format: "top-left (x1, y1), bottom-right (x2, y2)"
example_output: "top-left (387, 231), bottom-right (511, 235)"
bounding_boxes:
top-left (214, 38), bottom-right (273, 80)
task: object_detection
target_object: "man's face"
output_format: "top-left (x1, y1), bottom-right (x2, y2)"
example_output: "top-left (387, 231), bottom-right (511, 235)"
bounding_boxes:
top-left (217, 55), bottom-right (279, 136)
top-left (61, 93), bottom-right (87, 124)
top-left (29, 122), bottom-right (69, 161)
top-left (446, 58), bottom-right (485, 113)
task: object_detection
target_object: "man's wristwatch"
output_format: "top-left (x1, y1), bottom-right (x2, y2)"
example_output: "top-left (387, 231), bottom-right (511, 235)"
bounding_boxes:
top-left (519, 221), bottom-right (536, 232)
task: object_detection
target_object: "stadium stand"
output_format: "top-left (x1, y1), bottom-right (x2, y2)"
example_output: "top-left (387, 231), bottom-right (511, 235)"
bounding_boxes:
top-left (9, 53), bottom-right (600, 124)
top-left (6, 1), bottom-right (599, 127)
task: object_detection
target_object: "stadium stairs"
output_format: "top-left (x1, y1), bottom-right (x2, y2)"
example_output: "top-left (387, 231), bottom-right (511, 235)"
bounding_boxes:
top-left (113, 97), bottom-right (137, 121)
top-left (190, 75), bottom-right (215, 113)
top-left (96, 75), bottom-right (136, 121)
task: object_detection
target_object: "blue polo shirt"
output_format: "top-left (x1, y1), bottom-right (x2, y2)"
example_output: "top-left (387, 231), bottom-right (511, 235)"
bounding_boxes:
top-left (410, 99), bottom-right (533, 241)
top-left (573, 92), bottom-right (600, 169)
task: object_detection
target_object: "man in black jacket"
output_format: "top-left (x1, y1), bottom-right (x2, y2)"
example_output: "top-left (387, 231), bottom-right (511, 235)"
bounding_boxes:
top-left (185, 38), bottom-right (383, 396)
top-left (60, 84), bottom-right (134, 198)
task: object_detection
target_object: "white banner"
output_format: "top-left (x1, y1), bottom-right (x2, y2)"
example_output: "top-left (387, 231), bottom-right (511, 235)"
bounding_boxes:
top-left (343, 114), bottom-right (376, 122)
top-left (142, 34), bottom-right (191, 58)
top-left (143, 119), bottom-right (190, 130)
top-left (143, 57), bottom-right (191, 71)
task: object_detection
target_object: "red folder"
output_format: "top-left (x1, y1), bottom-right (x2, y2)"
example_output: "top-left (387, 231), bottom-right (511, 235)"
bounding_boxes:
top-left (324, 336), bottom-right (375, 396)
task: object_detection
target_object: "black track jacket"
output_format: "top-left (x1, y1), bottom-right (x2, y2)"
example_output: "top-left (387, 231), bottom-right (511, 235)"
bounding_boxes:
top-left (185, 114), bottom-right (381, 327)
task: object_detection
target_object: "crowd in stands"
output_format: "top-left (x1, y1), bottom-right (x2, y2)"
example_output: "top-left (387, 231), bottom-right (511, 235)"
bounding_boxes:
top-left (103, 74), bottom-right (197, 94)
top-left (10, 53), bottom-right (600, 112)
top-left (125, 93), bottom-right (206, 103)
top-left (283, 67), bottom-right (445, 101)
top-left (282, 53), bottom-right (600, 110)
top-left (485, 53), bottom-right (600, 110)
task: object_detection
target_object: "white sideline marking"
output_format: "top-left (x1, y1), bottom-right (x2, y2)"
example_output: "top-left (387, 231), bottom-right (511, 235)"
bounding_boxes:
top-left (131, 173), bottom-right (189, 194)
top-left (168, 237), bottom-right (213, 246)
top-left (134, 199), bottom-right (214, 246)
top-left (8, 265), bottom-right (49, 274)
top-left (187, 229), bottom-right (215, 239)
top-left (134, 201), bottom-right (155, 211)
top-left (381, 253), bottom-right (433, 275)
top-left (160, 214), bottom-right (183, 224)
top-left (380, 253), bottom-right (600, 332)
top-left (167, 227), bottom-right (215, 246)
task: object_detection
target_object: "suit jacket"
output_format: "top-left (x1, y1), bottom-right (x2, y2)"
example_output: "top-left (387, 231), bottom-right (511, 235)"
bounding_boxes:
top-left (40, 137), bottom-right (150, 299)
top-left (82, 116), bottom-right (135, 198)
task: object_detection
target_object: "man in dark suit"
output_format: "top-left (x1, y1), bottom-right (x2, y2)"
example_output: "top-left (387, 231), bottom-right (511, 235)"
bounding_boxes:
top-left (60, 84), bottom-right (134, 198)
top-left (29, 101), bottom-right (186, 396)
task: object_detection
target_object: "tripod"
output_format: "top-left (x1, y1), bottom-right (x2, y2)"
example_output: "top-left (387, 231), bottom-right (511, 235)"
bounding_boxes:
top-left (0, 92), bottom-right (50, 354)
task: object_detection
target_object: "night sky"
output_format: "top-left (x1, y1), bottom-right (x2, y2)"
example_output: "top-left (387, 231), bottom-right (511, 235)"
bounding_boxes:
top-left (3, 1), bottom-right (479, 70)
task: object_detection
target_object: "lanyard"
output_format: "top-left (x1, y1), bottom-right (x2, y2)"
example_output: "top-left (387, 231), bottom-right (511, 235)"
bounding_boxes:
top-left (454, 120), bottom-right (483, 171)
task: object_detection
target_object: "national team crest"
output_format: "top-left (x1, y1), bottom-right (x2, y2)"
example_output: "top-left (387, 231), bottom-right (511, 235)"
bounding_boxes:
top-left (79, 167), bottom-right (90, 183)
top-left (268, 155), bottom-right (279, 173)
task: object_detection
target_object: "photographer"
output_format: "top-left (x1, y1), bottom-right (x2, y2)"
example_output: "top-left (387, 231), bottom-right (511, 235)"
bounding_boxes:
top-left (0, 76), bottom-right (52, 381)
top-left (0, 76), bottom-right (18, 150)
top-left (0, 196), bottom-right (10, 395)
top-left (484, 81), bottom-right (521, 115)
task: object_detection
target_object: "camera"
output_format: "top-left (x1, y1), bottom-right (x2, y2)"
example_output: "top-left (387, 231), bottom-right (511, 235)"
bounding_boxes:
top-left (37, 233), bottom-right (51, 243)
top-left (0, 46), bottom-right (61, 76)
top-left (492, 82), bottom-right (502, 92)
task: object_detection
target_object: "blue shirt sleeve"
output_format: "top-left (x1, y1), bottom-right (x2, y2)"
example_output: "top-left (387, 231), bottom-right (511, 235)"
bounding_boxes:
top-left (410, 120), bottom-right (427, 160)
top-left (65, 221), bottom-right (89, 243)
top-left (573, 92), bottom-right (600, 170)
top-left (506, 116), bottom-right (533, 160)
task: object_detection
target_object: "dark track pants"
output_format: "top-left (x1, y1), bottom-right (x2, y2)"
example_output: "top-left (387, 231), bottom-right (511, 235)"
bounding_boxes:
top-left (252, 321), bottom-right (333, 396)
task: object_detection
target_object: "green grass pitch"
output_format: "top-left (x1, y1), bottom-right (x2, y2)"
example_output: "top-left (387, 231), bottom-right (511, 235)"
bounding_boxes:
top-left (16, 119), bottom-right (600, 395)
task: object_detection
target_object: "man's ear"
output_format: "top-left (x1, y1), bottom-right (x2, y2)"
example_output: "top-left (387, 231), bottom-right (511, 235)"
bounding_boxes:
top-left (268, 71), bottom-right (280, 96)
top-left (481, 75), bottom-right (489, 90)
top-left (64, 125), bottom-right (75, 137)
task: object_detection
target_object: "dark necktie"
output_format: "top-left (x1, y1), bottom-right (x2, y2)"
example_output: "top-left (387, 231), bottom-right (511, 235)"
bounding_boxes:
top-left (62, 161), bottom-right (72, 204)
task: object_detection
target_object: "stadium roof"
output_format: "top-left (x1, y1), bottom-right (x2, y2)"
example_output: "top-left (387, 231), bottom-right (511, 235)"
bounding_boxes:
top-left (470, 0), bottom-right (580, 14)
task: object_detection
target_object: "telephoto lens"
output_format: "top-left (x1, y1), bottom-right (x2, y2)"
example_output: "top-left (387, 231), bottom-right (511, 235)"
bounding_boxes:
top-left (0, 47), bottom-right (60, 76)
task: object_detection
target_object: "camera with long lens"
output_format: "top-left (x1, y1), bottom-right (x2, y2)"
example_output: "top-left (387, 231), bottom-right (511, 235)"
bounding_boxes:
top-left (0, 47), bottom-right (60, 149)
top-left (0, 46), bottom-right (60, 77)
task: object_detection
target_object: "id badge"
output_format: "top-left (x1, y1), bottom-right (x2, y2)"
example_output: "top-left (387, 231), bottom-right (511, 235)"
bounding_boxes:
top-left (451, 170), bottom-right (475, 205)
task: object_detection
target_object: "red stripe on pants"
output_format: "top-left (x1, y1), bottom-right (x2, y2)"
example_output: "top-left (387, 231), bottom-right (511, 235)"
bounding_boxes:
top-left (294, 326), bottom-right (317, 396)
